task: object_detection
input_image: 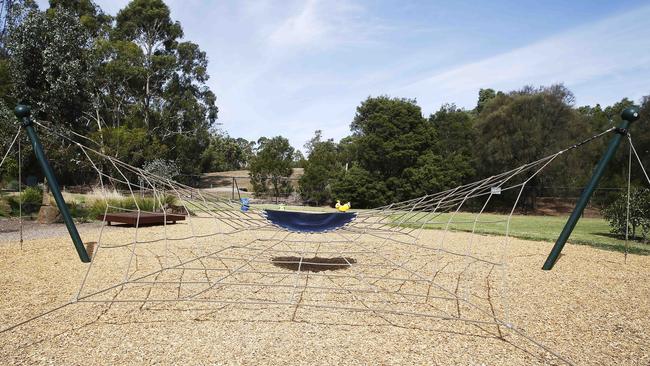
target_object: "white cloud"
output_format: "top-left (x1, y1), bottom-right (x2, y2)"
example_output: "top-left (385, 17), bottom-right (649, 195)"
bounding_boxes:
top-left (268, 0), bottom-right (326, 48)
top-left (397, 4), bottom-right (650, 110)
top-left (267, 0), bottom-right (382, 51)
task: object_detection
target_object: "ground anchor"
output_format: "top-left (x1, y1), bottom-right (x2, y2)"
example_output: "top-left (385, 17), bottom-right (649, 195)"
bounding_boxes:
top-left (542, 106), bottom-right (641, 270)
top-left (14, 104), bottom-right (90, 263)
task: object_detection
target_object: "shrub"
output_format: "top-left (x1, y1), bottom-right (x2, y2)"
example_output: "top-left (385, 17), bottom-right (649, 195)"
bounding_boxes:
top-left (602, 187), bottom-right (650, 240)
top-left (2, 186), bottom-right (43, 215)
top-left (67, 201), bottom-right (89, 222)
top-left (0, 158), bottom-right (18, 184)
top-left (162, 194), bottom-right (177, 207)
top-left (21, 186), bottom-right (43, 214)
top-left (142, 159), bottom-right (180, 180)
top-left (5, 180), bottom-right (18, 191)
top-left (87, 196), bottom-right (157, 219)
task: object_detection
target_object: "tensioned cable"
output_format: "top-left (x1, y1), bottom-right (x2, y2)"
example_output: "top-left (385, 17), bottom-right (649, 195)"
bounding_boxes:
top-left (628, 135), bottom-right (650, 187)
top-left (34, 119), bottom-right (615, 218)
top-left (0, 126), bottom-right (21, 169)
top-left (18, 131), bottom-right (22, 250)
top-left (624, 137), bottom-right (632, 263)
top-left (2, 121), bottom-right (617, 365)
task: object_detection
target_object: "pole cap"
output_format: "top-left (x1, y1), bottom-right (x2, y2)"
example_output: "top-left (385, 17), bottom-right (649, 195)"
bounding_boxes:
top-left (14, 104), bottom-right (31, 119)
top-left (621, 106), bottom-right (640, 123)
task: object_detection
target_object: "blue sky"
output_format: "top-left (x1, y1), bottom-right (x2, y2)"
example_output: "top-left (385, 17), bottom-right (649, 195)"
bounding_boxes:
top-left (38, 0), bottom-right (650, 150)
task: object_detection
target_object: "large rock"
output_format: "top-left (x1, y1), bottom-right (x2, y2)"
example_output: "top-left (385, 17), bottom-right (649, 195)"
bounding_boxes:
top-left (42, 190), bottom-right (50, 206)
top-left (37, 205), bottom-right (63, 224)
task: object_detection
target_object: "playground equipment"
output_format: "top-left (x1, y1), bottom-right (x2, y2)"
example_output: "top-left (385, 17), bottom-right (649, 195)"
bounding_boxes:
top-left (335, 200), bottom-right (351, 212)
top-left (543, 106), bottom-right (640, 269)
top-left (1, 104), bottom-right (644, 364)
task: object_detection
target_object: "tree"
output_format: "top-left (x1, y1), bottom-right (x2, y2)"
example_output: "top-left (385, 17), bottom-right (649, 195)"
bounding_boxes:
top-left (299, 131), bottom-right (340, 205)
top-left (475, 88), bottom-right (496, 114)
top-left (0, 100), bottom-right (18, 184)
top-left (474, 85), bottom-right (592, 208)
top-left (575, 98), bottom-right (636, 193)
top-left (47, 0), bottom-right (111, 36)
top-left (332, 96), bottom-right (475, 207)
top-left (92, 38), bottom-right (145, 129)
top-left (0, 0), bottom-right (221, 187)
top-left (200, 134), bottom-right (254, 172)
top-left (430, 104), bottom-right (475, 157)
top-left (303, 129), bottom-right (323, 156)
top-left (109, 0), bottom-right (217, 179)
top-left (350, 96), bottom-right (433, 180)
top-left (8, 6), bottom-right (94, 125)
top-left (4, 5), bottom-right (100, 183)
top-left (427, 104), bottom-right (475, 185)
top-left (604, 97), bottom-right (648, 188)
top-left (249, 136), bottom-right (295, 202)
top-left (90, 126), bottom-right (167, 184)
top-left (331, 166), bottom-right (389, 208)
top-left (345, 96), bottom-right (438, 204)
top-left (292, 150), bottom-right (305, 168)
top-left (113, 0), bottom-right (182, 129)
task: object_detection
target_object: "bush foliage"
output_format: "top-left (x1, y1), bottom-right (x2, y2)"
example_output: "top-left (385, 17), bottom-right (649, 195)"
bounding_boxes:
top-left (2, 186), bottom-right (43, 215)
top-left (602, 187), bottom-right (650, 240)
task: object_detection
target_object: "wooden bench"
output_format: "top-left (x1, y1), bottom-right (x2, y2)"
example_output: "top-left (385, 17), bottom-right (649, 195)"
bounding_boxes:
top-left (97, 212), bottom-right (186, 226)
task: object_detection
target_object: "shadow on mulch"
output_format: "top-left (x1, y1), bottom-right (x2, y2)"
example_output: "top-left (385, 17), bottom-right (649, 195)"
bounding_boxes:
top-left (593, 231), bottom-right (650, 243)
top-left (105, 222), bottom-right (183, 228)
top-left (271, 256), bottom-right (356, 273)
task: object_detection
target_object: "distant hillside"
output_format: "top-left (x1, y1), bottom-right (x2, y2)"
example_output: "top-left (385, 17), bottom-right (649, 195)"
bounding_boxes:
top-left (200, 168), bottom-right (304, 191)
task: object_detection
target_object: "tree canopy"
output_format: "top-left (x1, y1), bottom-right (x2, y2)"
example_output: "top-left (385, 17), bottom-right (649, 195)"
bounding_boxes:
top-left (0, 0), bottom-right (648, 215)
top-left (1, 0), bottom-right (222, 184)
top-left (249, 136), bottom-right (295, 201)
top-left (328, 96), bottom-right (476, 206)
top-left (300, 130), bottom-right (340, 205)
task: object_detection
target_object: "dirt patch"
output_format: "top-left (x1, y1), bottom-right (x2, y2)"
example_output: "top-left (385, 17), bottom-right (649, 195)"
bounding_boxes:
top-left (530, 197), bottom-right (602, 217)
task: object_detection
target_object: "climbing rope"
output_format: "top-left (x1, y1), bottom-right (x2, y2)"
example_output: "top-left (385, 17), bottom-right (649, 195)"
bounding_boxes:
top-left (0, 127), bottom-right (20, 168)
top-left (624, 136), bottom-right (631, 263)
top-left (18, 133), bottom-right (23, 250)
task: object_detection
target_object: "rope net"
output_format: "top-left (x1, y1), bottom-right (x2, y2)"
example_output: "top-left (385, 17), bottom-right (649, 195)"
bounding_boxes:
top-left (4, 122), bottom-right (638, 364)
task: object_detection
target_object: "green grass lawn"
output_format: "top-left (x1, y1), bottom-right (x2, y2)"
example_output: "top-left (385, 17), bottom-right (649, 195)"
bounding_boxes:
top-left (248, 204), bottom-right (649, 255)
top-left (56, 190), bottom-right (645, 256)
top-left (393, 211), bottom-right (650, 255)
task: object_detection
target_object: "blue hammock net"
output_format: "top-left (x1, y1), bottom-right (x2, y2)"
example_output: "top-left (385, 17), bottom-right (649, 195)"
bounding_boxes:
top-left (262, 209), bottom-right (357, 233)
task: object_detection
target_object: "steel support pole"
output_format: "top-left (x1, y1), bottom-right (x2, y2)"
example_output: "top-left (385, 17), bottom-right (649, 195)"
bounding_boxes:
top-left (542, 106), bottom-right (640, 270)
top-left (14, 104), bottom-right (90, 263)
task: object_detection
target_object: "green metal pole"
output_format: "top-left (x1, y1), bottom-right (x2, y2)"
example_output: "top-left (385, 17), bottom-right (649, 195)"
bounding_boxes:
top-left (14, 104), bottom-right (90, 263)
top-left (542, 106), bottom-right (640, 270)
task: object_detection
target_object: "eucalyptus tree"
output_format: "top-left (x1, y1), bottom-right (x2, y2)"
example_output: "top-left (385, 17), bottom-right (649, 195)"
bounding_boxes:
top-left (249, 136), bottom-right (295, 201)
top-left (108, 0), bottom-right (217, 179)
top-left (2, 0), bottom-right (219, 184)
top-left (113, 0), bottom-right (181, 129)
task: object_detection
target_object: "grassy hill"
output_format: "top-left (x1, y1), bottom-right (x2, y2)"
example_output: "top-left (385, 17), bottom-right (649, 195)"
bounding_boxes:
top-left (199, 168), bottom-right (304, 192)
